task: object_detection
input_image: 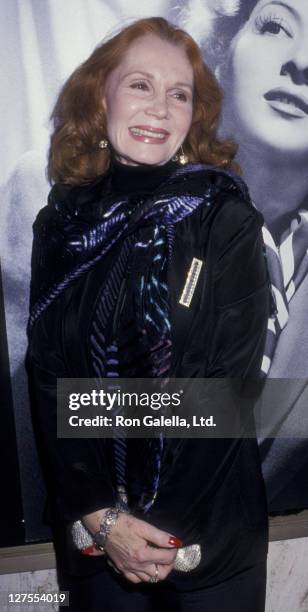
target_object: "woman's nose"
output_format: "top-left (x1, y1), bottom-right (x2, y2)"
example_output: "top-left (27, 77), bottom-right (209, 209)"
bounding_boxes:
top-left (281, 42), bottom-right (308, 85)
top-left (145, 94), bottom-right (169, 118)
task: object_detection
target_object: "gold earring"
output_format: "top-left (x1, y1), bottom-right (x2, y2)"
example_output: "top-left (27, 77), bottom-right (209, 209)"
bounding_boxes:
top-left (172, 145), bottom-right (188, 165)
top-left (178, 145), bottom-right (189, 165)
top-left (98, 139), bottom-right (108, 149)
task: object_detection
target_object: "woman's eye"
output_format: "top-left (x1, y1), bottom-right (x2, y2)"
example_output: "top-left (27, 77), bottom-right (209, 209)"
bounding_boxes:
top-left (254, 13), bottom-right (292, 38)
top-left (130, 81), bottom-right (149, 91)
top-left (173, 91), bottom-right (188, 102)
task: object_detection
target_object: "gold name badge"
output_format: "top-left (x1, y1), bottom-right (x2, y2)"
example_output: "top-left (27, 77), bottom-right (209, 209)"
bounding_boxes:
top-left (179, 257), bottom-right (204, 308)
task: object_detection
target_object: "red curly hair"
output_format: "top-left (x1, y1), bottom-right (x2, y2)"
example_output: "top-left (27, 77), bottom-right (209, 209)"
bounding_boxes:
top-left (48, 17), bottom-right (240, 185)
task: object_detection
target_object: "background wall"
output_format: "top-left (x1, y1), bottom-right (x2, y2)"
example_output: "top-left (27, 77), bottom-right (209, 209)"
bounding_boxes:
top-left (1, 539), bottom-right (308, 611)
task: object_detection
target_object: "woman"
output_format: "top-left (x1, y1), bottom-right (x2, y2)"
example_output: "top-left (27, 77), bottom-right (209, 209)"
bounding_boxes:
top-left (181, 0), bottom-right (308, 513)
top-left (26, 17), bottom-right (270, 611)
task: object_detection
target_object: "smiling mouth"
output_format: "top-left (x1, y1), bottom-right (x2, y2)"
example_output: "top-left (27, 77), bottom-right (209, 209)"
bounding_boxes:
top-left (264, 90), bottom-right (308, 117)
top-left (129, 126), bottom-right (170, 141)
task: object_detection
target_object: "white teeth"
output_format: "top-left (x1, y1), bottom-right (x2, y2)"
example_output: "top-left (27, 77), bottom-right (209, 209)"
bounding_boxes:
top-left (130, 127), bottom-right (167, 139)
top-left (280, 96), bottom-right (295, 106)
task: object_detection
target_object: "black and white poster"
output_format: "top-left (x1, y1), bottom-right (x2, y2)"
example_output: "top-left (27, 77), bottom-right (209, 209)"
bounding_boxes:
top-left (179, 0), bottom-right (308, 513)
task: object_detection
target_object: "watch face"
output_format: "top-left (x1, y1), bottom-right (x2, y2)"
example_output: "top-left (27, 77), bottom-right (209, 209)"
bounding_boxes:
top-left (93, 532), bottom-right (106, 548)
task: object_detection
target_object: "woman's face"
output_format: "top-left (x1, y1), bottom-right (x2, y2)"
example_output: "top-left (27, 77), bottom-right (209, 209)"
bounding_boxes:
top-left (223, 0), bottom-right (308, 154)
top-left (102, 34), bottom-right (194, 166)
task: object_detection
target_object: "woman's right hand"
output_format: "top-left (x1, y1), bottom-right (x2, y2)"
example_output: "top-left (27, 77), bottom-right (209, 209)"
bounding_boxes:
top-left (82, 508), bottom-right (181, 584)
top-left (104, 511), bottom-right (180, 583)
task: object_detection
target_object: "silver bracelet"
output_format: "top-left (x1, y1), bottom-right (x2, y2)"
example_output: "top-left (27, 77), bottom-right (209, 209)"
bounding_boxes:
top-left (71, 506), bottom-right (124, 552)
top-left (92, 507), bottom-right (120, 552)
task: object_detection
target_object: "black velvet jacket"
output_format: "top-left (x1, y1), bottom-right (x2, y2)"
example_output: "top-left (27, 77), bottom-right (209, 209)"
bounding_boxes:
top-left (26, 162), bottom-right (270, 589)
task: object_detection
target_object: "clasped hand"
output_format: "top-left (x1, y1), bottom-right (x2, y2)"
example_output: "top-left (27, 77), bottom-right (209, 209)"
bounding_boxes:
top-left (82, 509), bottom-right (180, 584)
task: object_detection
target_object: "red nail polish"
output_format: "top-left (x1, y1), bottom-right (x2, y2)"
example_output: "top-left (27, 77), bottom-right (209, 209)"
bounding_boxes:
top-left (81, 545), bottom-right (96, 555)
top-left (168, 536), bottom-right (183, 547)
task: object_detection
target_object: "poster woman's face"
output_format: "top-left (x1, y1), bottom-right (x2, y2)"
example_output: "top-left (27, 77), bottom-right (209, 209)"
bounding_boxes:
top-left (224, 0), bottom-right (308, 154)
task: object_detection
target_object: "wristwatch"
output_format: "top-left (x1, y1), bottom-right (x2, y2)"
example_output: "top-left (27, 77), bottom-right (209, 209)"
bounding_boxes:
top-left (93, 507), bottom-right (120, 552)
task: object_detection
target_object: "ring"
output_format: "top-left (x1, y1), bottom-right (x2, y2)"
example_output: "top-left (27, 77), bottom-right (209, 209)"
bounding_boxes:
top-left (149, 564), bottom-right (159, 583)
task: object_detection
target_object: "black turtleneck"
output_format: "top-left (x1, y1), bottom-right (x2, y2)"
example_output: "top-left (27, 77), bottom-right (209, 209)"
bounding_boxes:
top-left (109, 157), bottom-right (178, 196)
